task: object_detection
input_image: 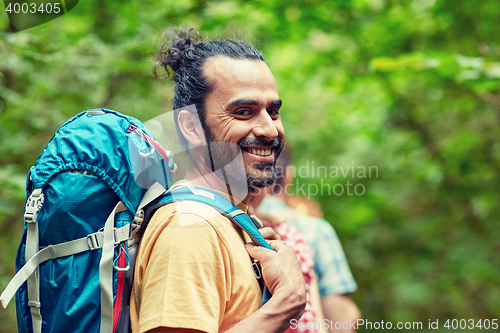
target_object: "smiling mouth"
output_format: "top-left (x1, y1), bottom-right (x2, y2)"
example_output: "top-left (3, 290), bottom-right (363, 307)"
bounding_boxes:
top-left (241, 147), bottom-right (273, 156)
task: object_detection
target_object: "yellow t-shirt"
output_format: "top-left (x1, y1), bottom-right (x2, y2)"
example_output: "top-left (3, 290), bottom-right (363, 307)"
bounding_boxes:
top-left (130, 200), bottom-right (262, 333)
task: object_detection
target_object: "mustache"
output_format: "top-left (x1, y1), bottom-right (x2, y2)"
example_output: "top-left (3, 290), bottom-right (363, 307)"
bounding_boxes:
top-left (237, 137), bottom-right (282, 149)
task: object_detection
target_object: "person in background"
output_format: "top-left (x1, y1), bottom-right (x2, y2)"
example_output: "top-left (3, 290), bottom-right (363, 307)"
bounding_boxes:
top-left (249, 188), bottom-right (327, 333)
top-left (258, 143), bottom-right (361, 333)
top-left (287, 195), bottom-right (324, 219)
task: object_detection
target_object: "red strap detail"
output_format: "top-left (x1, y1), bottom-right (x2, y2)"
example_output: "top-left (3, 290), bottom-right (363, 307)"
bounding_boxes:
top-left (128, 124), bottom-right (170, 162)
top-left (113, 249), bottom-right (126, 333)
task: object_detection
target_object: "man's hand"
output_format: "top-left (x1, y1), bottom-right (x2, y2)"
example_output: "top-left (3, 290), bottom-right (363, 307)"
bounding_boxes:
top-left (245, 238), bottom-right (306, 317)
top-left (259, 226), bottom-right (281, 241)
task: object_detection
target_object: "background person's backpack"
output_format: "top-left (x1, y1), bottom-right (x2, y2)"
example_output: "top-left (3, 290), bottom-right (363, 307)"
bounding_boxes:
top-left (0, 108), bottom-right (271, 333)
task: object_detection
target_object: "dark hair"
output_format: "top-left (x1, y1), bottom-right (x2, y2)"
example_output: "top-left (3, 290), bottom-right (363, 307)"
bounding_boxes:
top-left (154, 27), bottom-right (265, 147)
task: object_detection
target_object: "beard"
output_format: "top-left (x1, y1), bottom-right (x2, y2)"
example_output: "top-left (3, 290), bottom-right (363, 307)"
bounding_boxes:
top-left (200, 121), bottom-right (283, 192)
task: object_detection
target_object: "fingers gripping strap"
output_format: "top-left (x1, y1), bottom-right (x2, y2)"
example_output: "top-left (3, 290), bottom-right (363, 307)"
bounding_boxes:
top-left (221, 210), bottom-right (273, 305)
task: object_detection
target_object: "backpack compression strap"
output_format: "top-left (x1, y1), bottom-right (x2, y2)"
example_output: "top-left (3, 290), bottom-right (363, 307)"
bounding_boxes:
top-left (0, 204), bottom-right (131, 309)
top-left (144, 182), bottom-right (273, 305)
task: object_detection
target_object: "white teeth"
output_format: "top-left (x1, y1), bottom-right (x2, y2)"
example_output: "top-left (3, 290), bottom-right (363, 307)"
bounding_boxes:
top-left (249, 149), bottom-right (272, 156)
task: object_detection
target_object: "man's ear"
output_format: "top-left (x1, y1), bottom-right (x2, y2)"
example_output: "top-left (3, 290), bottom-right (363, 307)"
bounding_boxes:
top-left (178, 110), bottom-right (206, 147)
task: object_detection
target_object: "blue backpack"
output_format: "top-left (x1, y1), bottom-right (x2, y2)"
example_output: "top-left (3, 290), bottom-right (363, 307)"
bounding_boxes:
top-left (0, 109), bottom-right (271, 333)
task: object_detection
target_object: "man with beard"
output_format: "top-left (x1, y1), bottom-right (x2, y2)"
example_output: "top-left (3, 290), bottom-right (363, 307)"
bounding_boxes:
top-left (130, 28), bottom-right (306, 333)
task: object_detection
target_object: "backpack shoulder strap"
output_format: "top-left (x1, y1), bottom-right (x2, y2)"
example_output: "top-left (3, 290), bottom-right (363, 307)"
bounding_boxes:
top-left (141, 183), bottom-right (273, 305)
top-left (145, 186), bottom-right (271, 249)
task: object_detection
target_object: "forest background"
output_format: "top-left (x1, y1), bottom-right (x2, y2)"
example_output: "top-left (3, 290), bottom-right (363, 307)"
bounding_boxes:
top-left (0, 0), bottom-right (499, 332)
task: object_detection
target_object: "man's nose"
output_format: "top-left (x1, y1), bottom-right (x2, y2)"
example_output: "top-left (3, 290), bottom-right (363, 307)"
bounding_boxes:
top-left (252, 110), bottom-right (279, 140)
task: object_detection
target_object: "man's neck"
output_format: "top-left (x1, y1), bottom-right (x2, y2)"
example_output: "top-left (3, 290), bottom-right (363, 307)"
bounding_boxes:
top-left (185, 160), bottom-right (251, 204)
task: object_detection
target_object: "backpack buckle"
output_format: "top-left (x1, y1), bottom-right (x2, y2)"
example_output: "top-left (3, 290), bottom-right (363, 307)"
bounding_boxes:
top-left (250, 215), bottom-right (264, 229)
top-left (87, 233), bottom-right (103, 250)
top-left (28, 301), bottom-right (41, 308)
top-left (24, 189), bottom-right (44, 224)
top-left (131, 210), bottom-right (144, 237)
top-left (252, 260), bottom-right (262, 280)
top-left (252, 260), bottom-right (265, 292)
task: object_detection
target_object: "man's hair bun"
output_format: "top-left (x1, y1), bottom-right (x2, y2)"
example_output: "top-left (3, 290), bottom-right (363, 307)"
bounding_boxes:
top-left (154, 27), bottom-right (202, 79)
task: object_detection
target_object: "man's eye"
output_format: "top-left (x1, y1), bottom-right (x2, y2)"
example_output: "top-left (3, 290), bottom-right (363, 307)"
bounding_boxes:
top-left (268, 109), bottom-right (280, 118)
top-left (234, 109), bottom-right (252, 117)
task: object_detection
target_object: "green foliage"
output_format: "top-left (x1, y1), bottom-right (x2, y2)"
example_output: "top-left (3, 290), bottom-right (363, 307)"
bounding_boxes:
top-left (1, 0), bottom-right (499, 332)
